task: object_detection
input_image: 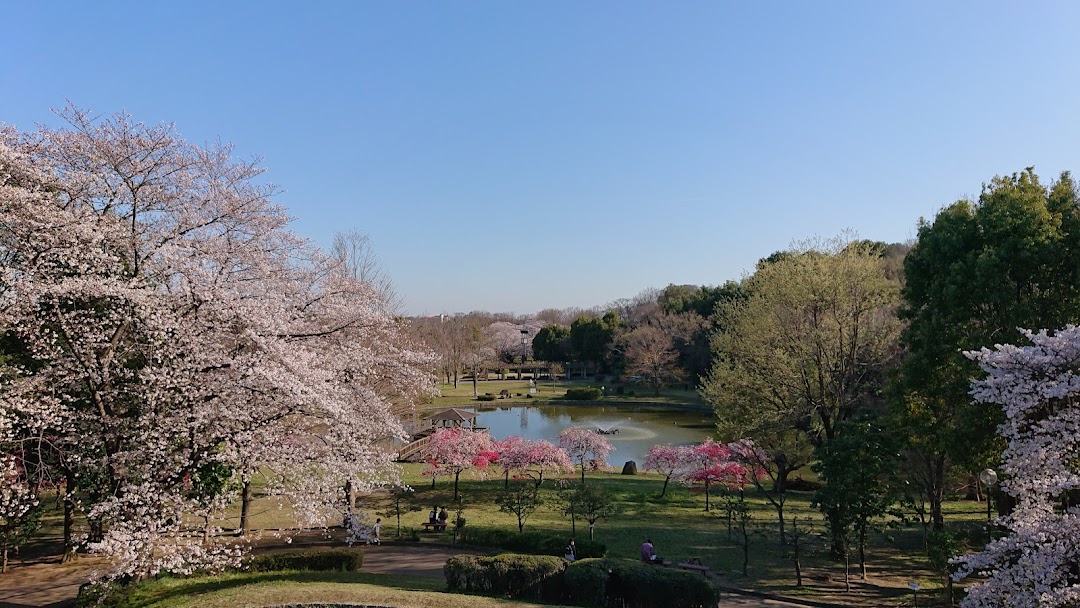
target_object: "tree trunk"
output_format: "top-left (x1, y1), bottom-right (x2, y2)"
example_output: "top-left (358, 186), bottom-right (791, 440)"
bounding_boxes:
top-left (775, 500), bottom-right (786, 546)
top-left (62, 475), bottom-right (77, 562)
top-left (660, 476), bottom-right (669, 498)
top-left (589, 522), bottom-right (595, 540)
top-left (453, 470), bottom-right (461, 501)
top-left (704, 480), bottom-right (711, 512)
top-left (580, 461), bottom-right (586, 484)
top-left (828, 507), bottom-right (846, 558)
top-left (238, 479), bottom-right (253, 536)
top-left (2, 545), bottom-right (7, 574)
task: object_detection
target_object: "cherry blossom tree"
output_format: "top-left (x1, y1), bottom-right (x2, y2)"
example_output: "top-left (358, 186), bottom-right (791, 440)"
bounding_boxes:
top-left (684, 440), bottom-right (750, 512)
top-left (643, 444), bottom-right (696, 498)
top-left (558, 427), bottom-right (613, 483)
top-left (498, 436), bottom-right (573, 487)
top-left (420, 428), bottom-right (496, 501)
top-left (0, 455), bottom-right (40, 573)
top-left (0, 108), bottom-right (435, 581)
top-left (953, 326), bottom-right (1080, 608)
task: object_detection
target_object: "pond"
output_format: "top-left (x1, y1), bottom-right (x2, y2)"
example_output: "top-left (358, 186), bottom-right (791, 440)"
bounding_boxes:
top-left (471, 403), bottom-right (717, 467)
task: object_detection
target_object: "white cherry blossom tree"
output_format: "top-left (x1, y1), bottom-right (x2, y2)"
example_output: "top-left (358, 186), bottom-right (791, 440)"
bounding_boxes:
top-left (954, 326), bottom-right (1080, 607)
top-left (0, 108), bottom-right (434, 581)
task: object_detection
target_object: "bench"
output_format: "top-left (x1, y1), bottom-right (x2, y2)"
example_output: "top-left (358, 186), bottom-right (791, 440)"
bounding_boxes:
top-left (421, 522), bottom-right (447, 532)
top-left (676, 559), bottom-right (710, 575)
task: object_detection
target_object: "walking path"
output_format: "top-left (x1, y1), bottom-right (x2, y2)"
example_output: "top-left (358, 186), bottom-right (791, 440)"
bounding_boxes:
top-left (0, 544), bottom-right (827, 608)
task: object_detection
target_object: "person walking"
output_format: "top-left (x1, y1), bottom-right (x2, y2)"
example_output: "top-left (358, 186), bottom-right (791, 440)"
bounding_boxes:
top-left (371, 518), bottom-right (382, 545)
top-left (564, 538), bottom-right (577, 561)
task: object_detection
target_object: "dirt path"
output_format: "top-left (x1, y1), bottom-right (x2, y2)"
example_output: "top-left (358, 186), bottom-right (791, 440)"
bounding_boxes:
top-left (0, 544), bottom-right (824, 608)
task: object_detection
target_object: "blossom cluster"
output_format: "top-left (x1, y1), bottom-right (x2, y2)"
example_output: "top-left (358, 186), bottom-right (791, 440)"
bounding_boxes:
top-left (954, 326), bottom-right (1080, 607)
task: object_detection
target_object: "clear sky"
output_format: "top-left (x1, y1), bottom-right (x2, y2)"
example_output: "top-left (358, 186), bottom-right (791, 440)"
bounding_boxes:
top-left (6, 2), bottom-right (1080, 316)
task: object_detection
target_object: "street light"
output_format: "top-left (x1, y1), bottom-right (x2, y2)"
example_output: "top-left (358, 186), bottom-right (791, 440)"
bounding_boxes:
top-left (978, 468), bottom-right (998, 544)
top-left (519, 329), bottom-right (528, 381)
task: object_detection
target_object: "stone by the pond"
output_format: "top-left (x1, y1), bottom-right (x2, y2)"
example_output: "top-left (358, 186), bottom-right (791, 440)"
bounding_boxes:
top-left (621, 460), bottom-right (638, 475)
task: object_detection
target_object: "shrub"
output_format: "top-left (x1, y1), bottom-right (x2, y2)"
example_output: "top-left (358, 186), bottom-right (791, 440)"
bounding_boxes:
top-left (564, 387), bottom-right (602, 401)
top-left (564, 558), bottom-right (718, 608)
top-left (445, 553), bottom-right (566, 600)
top-left (476, 394), bottom-right (497, 401)
top-left (245, 549), bottom-right (364, 572)
top-left (461, 527), bottom-right (605, 558)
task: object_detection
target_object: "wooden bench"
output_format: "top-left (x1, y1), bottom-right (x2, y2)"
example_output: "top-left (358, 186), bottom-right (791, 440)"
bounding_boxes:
top-left (421, 522), bottom-right (447, 532)
top-left (676, 559), bottom-right (710, 575)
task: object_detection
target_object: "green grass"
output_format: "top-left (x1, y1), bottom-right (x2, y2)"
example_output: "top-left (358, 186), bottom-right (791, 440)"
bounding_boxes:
top-left (360, 464), bottom-right (986, 606)
top-left (118, 571), bottom-right (577, 608)
top-left (427, 377), bottom-right (706, 408)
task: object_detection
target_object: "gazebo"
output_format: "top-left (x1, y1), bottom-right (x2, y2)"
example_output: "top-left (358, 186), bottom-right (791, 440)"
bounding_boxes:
top-left (425, 408), bottom-right (481, 430)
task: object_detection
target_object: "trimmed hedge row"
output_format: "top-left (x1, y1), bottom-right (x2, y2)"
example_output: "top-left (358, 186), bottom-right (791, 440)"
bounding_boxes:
top-left (564, 387), bottom-right (602, 400)
top-left (246, 549), bottom-right (364, 572)
top-left (565, 558), bottom-right (718, 608)
top-left (445, 554), bottom-right (566, 600)
top-left (444, 554), bottom-right (718, 608)
top-left (461, 527), bottom-right (605, 558)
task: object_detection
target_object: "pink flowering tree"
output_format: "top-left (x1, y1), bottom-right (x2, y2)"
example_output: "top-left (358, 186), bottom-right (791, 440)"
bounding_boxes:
top-left (420, 428), bottom-right (496, 501)
top-left (685, 440), bottom-right (750, 512)
top-left (558, 427), bottom-right (613, 483)
top-left (643, 444), bottom-right (696, 498)
top-left (952, 327), bottom-right (1080, 608)
top-left (499, 436), bottom-right (573, 487)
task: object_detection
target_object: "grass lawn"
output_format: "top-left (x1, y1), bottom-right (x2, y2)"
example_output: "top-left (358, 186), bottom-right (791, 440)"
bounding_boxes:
top-left (120, 571), bottom-right (577, 608)
top-left (349, 464), bottom-right (987, 606)
top-left (427, 378), bottom-right (707, 408)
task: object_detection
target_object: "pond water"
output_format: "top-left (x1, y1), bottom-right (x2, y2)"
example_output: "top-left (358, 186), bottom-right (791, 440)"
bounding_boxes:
top-left (471, 403), bottom-right (717, 467)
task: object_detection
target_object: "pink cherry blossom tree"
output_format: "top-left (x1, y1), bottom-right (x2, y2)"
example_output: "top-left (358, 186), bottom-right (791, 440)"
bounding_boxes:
top-left (558, 427), bottom-right (613, 483)
top-left (643, 444), bottom-right (696, 497)
top-left (499, 436), bottom-right (573, 487)
top-left (420, 428), bottom-right (496, 501)
top-left (684, 440), bottom-right (750, 512)
top-left (953, 326), bottom-right (1080, 608)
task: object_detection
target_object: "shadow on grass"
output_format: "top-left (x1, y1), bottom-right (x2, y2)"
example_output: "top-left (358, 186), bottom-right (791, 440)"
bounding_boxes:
top-left (129, 570), bottom-right (443, 607)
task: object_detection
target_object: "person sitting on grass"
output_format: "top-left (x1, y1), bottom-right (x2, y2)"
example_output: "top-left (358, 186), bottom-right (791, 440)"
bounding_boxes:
top-left (640, 538), bottom-right (663, 564)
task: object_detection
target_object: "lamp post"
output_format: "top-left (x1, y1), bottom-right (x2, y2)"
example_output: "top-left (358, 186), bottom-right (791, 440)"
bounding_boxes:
top-left (978, 468), bottom-right (998, 544)
top-left (519, 329), bottom-right (528, 381)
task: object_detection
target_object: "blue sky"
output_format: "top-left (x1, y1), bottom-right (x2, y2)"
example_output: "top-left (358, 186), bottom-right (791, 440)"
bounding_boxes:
top-left (6, 2), bottom-right (1080, 316)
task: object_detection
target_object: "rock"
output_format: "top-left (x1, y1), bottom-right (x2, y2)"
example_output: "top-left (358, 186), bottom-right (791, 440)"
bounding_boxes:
top-left (621, 461), bottom-right (638, 475)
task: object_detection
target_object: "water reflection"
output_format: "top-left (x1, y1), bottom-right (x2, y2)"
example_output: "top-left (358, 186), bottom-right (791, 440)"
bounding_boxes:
top-left (472, 404), bottom-right (717, 467)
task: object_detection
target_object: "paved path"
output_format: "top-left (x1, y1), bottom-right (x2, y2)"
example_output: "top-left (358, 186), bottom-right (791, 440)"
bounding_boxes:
top-left (0, 544), bottom-right (824, 608)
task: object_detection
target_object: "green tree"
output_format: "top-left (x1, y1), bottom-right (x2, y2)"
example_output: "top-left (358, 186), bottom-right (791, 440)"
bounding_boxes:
top-left (812, 414), bottom-right (901, 580)
top-left (532, 324), bottom-right (571, 365)
top-left (702, 236), bottom-right (902, 556)
top-left (571, 482), bottom-right (619, 541)
top-left (569, 311), bottom-right (622, 373)
top-left (496, 482), bottom-right (543, 533)
top-left (895, 168), bottom-right (1080, 530)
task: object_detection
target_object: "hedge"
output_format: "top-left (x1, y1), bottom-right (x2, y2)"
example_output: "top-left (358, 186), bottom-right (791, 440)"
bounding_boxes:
top-left (564, 387), bottom-right (602, 401)
top-left (461, 527), bottom-right (606, 558)
top-left (444, 554), bottom-right (566, 600)
top-left (245, 549), bottom-right (364, 572)
top-left (564, 558), bottom-right (718, 608)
